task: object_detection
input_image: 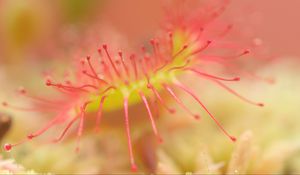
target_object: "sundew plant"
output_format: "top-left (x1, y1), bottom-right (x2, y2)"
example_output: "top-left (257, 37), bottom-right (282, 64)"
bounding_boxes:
top-left (2, 0), bottom-right (266, 171)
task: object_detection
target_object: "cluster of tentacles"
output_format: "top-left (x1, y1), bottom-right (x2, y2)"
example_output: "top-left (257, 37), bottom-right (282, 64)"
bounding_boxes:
top-left (2, 0), bottom-right (266, 171)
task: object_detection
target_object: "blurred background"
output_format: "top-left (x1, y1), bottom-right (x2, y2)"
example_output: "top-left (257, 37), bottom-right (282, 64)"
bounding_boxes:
top-left (0, 0), bottom-right (299, 174)
top-left (1, 0), bottom-right (300, 64)
top-left (230, 0), bottom-right (300, 58)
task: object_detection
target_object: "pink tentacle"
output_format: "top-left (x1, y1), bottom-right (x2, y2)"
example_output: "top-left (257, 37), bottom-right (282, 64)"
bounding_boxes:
top-left (162, 84), bottom-right (200, 120)
top-left (94, 96), bottom-right (107, 132)
top-left (173, 81), bottom-right (236, 142)
top-left (123, 97), bottom-right (137, 172)
top-left (139, 91), bottom-right (163, 143)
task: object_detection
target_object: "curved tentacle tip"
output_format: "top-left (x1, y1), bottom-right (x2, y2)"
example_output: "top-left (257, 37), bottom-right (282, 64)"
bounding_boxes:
top-left (2, 102), bottom-right (8, 107)
top-left (94, 127), bottom-right (100, 133)
top-left (82, 70), bottom-right (87, 74)
top-left (194, 115), bottom-right (201, 120)
top-left (27, 134), bottom-right (35, 140)
top-left (18, 86), bottom-right (26, 94)
top-left (258, 103), bottom-right (265, 107)
top-left (158, 136), bottom-right (164, 144)
top-left (243, 49), bottom-right (250, 54)
top-left (234, 77), bottom-right (240, 81)
top-left (45, 79), bottom-right (51, 86)
top-left (267, 78), bottom-right (276, 84)
top-left (75, 147), bottom-right (80, 153)
top-left (131, 164), bottom-right (138, 172)
top-left (230, 136), bottom-right (237, 142)
top-left (169, 108), bottom-right (176, 114)
top-left (124, 80), bottom-right (129, 86)
top-left (51, 139), bottom-right (59, 143)
top-left (3, 143), bottom-right (12, 152)
top-left (80, 59), bottom-right (85, 65)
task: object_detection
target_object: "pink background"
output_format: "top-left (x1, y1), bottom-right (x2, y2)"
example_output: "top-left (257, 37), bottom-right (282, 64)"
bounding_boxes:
top-left (232, 0), bottom-right (300, 58)
top-left (103, 0), bottom-right (300, 58)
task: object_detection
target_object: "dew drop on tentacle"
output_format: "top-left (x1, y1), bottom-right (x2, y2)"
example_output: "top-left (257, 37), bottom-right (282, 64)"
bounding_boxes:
top-left (3, 143), bottom-right (12, 152)
top-left (3, 138), bottom-right (29, 152)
